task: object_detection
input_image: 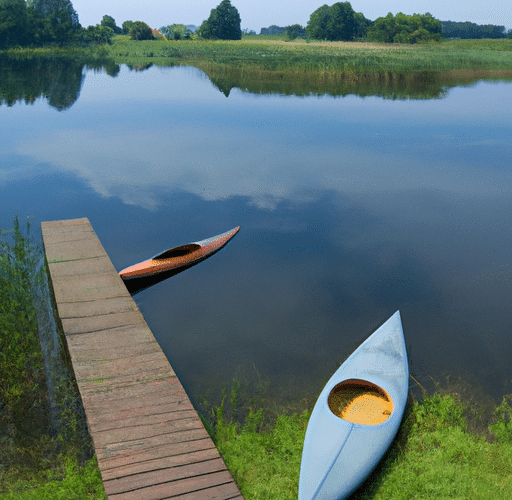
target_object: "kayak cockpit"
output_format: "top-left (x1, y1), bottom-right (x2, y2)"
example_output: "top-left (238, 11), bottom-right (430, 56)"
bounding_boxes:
top-left (328, 379), bottom-right (393, 425)
top-left (152, 244), bottom-right (201, 260)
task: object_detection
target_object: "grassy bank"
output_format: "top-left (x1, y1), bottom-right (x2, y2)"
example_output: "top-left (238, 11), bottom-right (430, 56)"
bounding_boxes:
top-left (3, 38), bottom-right (511, 100)
top-left (102, 37), bottom-right (512, 73)
top-left (207, 381), bottom-right (512, 499)
top-left (0, 217), bottom-right (105, 499)
top-left (95, 37), bottom-right (512, 99)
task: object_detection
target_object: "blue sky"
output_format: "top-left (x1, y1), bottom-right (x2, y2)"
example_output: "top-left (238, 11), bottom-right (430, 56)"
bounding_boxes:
top-left (71, 0), bottom-right (511, 32)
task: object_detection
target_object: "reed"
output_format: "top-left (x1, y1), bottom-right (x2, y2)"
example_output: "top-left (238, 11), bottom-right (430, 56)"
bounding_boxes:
top-left (0, 217), bottom-right (105, 498)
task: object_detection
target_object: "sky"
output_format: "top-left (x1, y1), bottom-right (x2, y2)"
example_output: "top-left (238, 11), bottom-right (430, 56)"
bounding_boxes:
top-left (72, 0), bottom-right (511, 33)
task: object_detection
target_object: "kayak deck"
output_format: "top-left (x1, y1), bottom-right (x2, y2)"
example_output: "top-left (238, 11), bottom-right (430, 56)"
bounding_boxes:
top-left (328, 379), bottom-right (394, 425)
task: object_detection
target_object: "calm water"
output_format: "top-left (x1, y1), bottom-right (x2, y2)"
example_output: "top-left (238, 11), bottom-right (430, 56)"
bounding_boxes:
top-left (2, 61), bottom-right (512, 410)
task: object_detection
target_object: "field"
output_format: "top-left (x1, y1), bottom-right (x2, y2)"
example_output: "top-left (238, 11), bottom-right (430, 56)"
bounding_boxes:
top-left (102, 36), bottom-right (512, 73)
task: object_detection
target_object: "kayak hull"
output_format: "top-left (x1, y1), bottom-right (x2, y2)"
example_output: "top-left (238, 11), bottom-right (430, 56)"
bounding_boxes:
top-left (299, 311), bottom-right (409, 500)
top-left (119, 226), bottom-right (240, 280)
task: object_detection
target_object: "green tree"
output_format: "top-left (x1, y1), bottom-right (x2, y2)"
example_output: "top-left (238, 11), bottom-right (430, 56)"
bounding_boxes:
top-left (327, 2), bottom-right (356, 41)
top-left (198, 0), bottom-right (241, 40)
top-left (354, 12), bottom-right (372, 39)
top-left (27, 0), bottom-right (80, 44)
top-left (160, 23), bottom-right (192, 40)
top-left (306, 2), bottom-right (363, 41)
top-left (367, 12), bottom-right (443, 43)
top-left (260, 25), bottom-right (285, 36)
top-left (122, 20), bottom-right (134, 35)
top-left (285, 24), bottom-right (306, 41)
top-left (0, 0), bottom-right (28, 48)
top-left (306, 4), bottom-right (330, 40)
top-left (81, 23), bottom-right (114, 44)
top-left (100, 14), bottom-right (121, 34)
top-left (129, 20), bottom-right (154, 40)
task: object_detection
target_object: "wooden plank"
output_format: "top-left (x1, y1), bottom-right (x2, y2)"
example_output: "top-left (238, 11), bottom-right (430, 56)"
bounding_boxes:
top-left (57, 296), bottom-right (139, 319)
top-left (41, 217), bottom-right (243, 500)
top-left (48, 256), bottom-right (115, 278)
top-left (51, 273), bottom-right (129, 303)
top-left (107, 470), bottom-right (239, 500)
top-left (103, 458), bottom-right (229, 496)
top-left (96, 428), bottom-right (211, 462)
top-left (60, 310), bottom-right (146, 334)
top-left (100, 445), bottom-right (220, 479)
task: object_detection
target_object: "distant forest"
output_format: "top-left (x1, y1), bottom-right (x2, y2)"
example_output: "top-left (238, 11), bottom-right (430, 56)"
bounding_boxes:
top-left (441, 21), bottom-right (510, 39)
top-left (260, 20), bottom-right (512, 40)
top-left (1, 0), bottom-right (511, 50)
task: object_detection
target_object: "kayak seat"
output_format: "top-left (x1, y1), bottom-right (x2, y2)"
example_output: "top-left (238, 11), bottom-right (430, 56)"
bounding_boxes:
top-left (152, 244), bottom-right (201, 260)
top-left (328, 379), bottom-right (394, 425)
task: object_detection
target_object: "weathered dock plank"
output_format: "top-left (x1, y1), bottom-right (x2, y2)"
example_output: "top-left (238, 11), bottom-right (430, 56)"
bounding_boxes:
top-left (41, 217), bottom-right (243, 500)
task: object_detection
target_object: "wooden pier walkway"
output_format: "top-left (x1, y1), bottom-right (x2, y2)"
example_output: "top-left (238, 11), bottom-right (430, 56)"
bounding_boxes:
top-left (41, 218), bottom-right (243, 500)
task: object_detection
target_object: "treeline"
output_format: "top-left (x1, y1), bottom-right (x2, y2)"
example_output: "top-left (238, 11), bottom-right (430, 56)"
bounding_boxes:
top-left (0, 0), bottom-right (161, 48)
top-left (259, 4), bottom-right (442, 43)
top-left (0, 0), bottom-right (80, 48)
top-left (259, 5), bottom-right (442, 43)
top-left (260, 2), bottom-right (511, 43)
top-left (441, 21), bottom-right (512, 39)
top-left (2, 0), bottom-right (512, 50)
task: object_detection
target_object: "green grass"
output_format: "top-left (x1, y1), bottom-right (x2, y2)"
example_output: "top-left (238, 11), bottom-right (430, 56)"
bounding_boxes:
top-left (207, 382), bottom-right (512, 499)
top-left (0, 457), bottom-right (105, 500)
top-left (101, 37), bottom-right (512, 73)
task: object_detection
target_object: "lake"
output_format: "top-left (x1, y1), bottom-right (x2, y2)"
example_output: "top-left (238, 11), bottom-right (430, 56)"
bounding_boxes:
top-left (2, 58), bottom-right (511, 413)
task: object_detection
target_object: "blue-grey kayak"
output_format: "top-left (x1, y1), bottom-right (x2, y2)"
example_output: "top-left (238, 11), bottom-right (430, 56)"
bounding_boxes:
top-left (298, 311), bottom-right (409, 500)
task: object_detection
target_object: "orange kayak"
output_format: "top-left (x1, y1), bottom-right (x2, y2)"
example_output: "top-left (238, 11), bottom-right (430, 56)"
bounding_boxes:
top-left (119, 226), bottom-right (240, 280)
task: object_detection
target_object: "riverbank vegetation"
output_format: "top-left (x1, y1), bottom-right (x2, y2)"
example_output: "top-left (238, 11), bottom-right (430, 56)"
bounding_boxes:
top-left (2, 36), bottom-right (512, 102)
top-left (204, 378), bottom-right (512, 499)
top-left (102, 36), bottom-right (512, 73)
top-left (96, 36), bottom-right (512, 99)
top-left (0, 217), bottom-right (105, 499)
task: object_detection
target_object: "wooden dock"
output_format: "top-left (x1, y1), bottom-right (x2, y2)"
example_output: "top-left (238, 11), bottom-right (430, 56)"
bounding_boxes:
top-left (41, 218), bottom-right (243, 500)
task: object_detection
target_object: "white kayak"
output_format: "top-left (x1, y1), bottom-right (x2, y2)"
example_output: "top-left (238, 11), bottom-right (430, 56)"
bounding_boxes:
top-left (298, 311), bottom-right (409, 500)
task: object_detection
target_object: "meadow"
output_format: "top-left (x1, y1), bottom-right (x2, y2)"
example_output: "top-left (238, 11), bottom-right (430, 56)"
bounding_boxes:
top-left (103, 36), bottom-right (512, 74)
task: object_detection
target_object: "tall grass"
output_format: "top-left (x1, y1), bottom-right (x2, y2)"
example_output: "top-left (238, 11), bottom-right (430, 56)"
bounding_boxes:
top-left (0, 216), bottom-right (105, 499)
top-left (101, 37), bottom-right (512, 73)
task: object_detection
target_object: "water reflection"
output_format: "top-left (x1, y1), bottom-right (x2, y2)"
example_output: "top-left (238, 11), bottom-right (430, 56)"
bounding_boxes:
top-left (0, 55), bottom-right (119, 110)
top-left (2, 54), bottom-right (512, 111)
top-left (1, 62), bottom-right (512, 412)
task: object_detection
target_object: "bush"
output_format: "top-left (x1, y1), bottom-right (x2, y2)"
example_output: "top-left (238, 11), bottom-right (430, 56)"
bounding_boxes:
top-left (129, 21), bottom-right (154, 40)
top-left (367, 12), bottom-right (443, 44)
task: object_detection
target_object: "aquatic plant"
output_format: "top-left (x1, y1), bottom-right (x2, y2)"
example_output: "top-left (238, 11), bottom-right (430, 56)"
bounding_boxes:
top-left (0, 216), bottom-right (103, 497)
